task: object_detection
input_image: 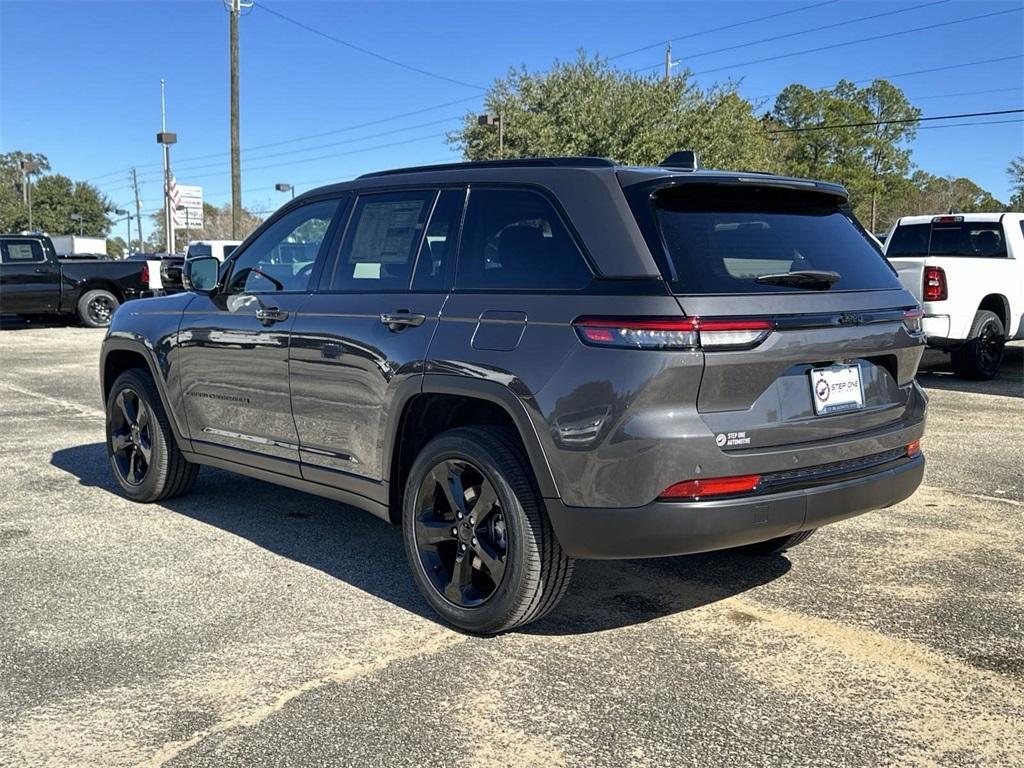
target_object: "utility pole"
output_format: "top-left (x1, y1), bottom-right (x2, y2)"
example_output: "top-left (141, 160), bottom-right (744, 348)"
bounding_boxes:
top-left (227, 0), bottom-right (251, 238)
top-left (131, 168), bottom-right (144, 251)
top-left (665, 41), bottom-right (672, 81)
top-left (20, 160), bottom-right (38, 231)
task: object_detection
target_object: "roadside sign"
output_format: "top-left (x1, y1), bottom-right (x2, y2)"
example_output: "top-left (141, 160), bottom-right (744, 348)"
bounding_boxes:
top-left (172, 185), bottom-right (203, 229)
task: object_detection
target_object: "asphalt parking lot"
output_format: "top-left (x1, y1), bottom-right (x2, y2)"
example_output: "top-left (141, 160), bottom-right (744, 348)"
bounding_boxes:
top-left (1, 321), bottom-right (1021, 767)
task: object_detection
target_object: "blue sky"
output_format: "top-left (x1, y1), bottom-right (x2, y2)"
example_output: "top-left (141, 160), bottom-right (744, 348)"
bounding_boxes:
top-left (1, 0), bottom-right (1022, 226)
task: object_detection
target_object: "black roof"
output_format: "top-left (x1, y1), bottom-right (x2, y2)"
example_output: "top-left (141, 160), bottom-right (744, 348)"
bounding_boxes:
top-left (358, 156), bottom-right (617, 179)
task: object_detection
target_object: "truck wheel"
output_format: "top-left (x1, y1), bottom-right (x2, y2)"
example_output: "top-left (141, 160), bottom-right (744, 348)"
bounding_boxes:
top-left (733, 529), bottom-right (816, 556)
top-left (105, 368), bottom-right (198, 502)
top-left (78, 289), bottom-right (120, 328)
top-left (951, 310), bottom-right (1004, 380)
top-left (402, 426), bottom-right (573, 634)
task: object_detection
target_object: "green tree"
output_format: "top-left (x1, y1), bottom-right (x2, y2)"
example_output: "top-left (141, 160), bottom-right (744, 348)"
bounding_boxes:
top-left (107, 236), bottom-right (127, 259)
top-left (448, 53), bottom-right (774, 171)
top-left (28, 175), bottom-right (112, 236)
top-left (1008, 155), bottom-right (1024, 211)
top-left (0, 151), bottom-right (53, 231)
top-left (771, 79), bottom-right (920, 229)
top-left (148, 201), bottom-right (263, 252)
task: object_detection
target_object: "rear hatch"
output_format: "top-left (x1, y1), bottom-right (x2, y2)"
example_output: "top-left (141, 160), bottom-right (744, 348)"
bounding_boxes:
top-left (625, 178), bottom-right (924, 451)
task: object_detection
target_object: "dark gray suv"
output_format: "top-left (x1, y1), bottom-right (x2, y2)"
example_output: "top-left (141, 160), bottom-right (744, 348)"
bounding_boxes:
top-left (100, 155), bottom-right (927, 633)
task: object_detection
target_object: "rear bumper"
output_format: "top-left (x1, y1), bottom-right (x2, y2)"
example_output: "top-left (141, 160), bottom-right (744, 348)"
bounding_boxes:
top-left (545, 453), bottom-right (924, 559)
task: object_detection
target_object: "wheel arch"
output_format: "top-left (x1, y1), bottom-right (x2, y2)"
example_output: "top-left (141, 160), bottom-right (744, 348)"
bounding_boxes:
top-left (384, 375), bottom-right (559, 525)
top-left (79, 279), bottom-right (126, 304)
top-left (977, 293), bottom-right (1010, 332)
top-left (101, 339), bottom-right (190, 449)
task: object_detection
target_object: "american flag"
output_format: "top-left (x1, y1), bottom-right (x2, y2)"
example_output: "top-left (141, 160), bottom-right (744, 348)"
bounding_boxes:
top-left (168, 175), bottom-right (183, 229)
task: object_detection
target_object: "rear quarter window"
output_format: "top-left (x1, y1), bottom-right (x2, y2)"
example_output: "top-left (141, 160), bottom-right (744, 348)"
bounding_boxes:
top-left (887, 221), bottom-right (1007, 258)
top-left (632, 184), bottom-right (901, 294)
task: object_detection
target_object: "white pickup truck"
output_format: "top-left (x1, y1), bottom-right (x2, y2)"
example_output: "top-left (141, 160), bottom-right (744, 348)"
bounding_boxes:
top-left (884, 213), bottom-right (1024, 379)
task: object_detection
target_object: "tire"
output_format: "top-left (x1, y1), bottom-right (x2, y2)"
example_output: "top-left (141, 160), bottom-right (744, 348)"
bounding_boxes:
top-left (77, 288), bottom-right (120, 328)
top-left (951, 310), bottom-right (1005, 380)
top-left (402, 426), bottom-right (573, 634)
top-left (733, 529), bottom-right (816, 556)
top-left (105, 368), bottom-right (198, 502)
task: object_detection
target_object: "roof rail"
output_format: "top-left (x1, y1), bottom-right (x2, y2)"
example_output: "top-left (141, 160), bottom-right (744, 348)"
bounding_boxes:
top-left (357, 156), bottom-right (617, 179)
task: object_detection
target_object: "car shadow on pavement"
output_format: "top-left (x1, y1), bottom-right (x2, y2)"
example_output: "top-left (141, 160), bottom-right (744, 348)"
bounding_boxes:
top-left (51, 442), bottom-right (791, 636)
top-left (916, 345), bottom-right (1023, 398)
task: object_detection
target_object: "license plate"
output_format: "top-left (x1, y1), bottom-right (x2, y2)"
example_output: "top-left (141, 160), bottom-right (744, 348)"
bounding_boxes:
top-left (810, 364), bottom-right (864, 415)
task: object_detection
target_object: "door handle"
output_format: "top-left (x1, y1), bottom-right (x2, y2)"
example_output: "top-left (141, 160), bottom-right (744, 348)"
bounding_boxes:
top-left (380, 311), bottom-right (426, 331)
top-left (255, 307), bottom-right (289, 326)
top-left (34, 267), bottom-right (47, 274)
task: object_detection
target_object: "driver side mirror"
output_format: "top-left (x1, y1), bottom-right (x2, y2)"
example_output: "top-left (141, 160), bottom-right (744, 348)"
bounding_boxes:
top-left (183, 256), bottom-right (220, 294)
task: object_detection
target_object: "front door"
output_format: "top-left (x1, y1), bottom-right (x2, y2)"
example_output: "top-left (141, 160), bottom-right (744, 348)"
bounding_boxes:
top-left (0, 238), bottom-right (60, 313)
top-left (177, 197), bottom-right (344, 476)
top-left (289, 188), bottom-right (464, 502)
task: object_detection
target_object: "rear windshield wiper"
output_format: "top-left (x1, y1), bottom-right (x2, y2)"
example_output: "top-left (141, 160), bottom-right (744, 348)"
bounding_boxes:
top-left (754, 270), bottom-right (841, 290)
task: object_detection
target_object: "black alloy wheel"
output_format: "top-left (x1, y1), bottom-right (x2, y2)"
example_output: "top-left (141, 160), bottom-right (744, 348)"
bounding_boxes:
top-left (976, 318), bottom-right (1004, 376)
top-left (413, 458), bottom-right (508, 607)
top-left (952, 309), bottom-right (1005, 380)
top-left (402, 426), bottom-right (573, 634)
top-left (87, 294), bottom-right (117, 326)
top-left (109, 387), bottom-right (153, 486)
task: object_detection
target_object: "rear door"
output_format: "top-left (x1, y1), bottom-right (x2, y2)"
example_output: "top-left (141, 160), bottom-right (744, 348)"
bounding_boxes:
top-left (0, 238), bottom-right (60, 313)
top-left (177, 197), bottom-right (343, 476)
top-left (629, 181), bottom-right (924, 450)
top-left (289, 187), bottom-right (463, 500)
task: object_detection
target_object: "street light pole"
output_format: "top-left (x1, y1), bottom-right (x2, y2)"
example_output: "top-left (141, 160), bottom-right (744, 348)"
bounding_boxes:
top-left (275, 183), bottom-right (294, 200)
top-left (70, 213), bottom-right (83, 236)
top-left (157, 81), bottom-right (178, 255)
top-left (115, 209), bottom-right (132, 255)
top-left (477, 113), bottom-right (503, 158)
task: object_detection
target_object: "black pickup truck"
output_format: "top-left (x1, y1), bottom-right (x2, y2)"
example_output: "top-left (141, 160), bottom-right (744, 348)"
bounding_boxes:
top-left (0, 234), bottom-right (155, 327)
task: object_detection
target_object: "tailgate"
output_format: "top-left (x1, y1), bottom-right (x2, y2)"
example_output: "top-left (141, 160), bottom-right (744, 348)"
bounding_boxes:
top-left (679, 292), bottom-right (924, 451)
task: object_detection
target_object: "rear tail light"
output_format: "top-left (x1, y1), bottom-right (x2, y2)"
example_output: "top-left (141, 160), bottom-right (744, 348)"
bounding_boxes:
top-left (659, 474), bottom-right (762, 500)
top-left (140, 263), bottom-right (150, 286)
top-left (903, 307), bottom-right (923, 334)
top-left (573, 317), bottom-right (773, 351)
top-left (906, 439), bottom-right (921, 457)
top-left (923, 266), bottom-right (947, 301)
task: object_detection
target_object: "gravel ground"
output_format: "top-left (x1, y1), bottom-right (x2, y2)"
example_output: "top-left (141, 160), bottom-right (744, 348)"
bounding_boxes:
top-left (1, 321), bottom-right (1021, 767)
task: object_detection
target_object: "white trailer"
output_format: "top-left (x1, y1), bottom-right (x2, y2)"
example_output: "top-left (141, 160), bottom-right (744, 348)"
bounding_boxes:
top-left (49, 235), bottom-right (108, 257)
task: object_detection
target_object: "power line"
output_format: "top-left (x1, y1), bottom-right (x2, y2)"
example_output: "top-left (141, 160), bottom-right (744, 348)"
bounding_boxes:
top-left (692, 7), bottom-right (1023, 77)
top-left (748, 55), bottom-right (1024, 104)
top-left (86, 95), bottom-right (482, 182)
top-left (609, 0), bottom-right (840, 60)
top-left (766, 108), bottom-right (1024, 134)
top-left (916, 117), bottom-right (1023, 131)
top-left (254, 1), bottom-right (485, 91)
top-left (126, 115), bottom-right (464, 182)
top-left (908, 87), bottom-right (1024, 102)
top-left (632, 0), bottom-right (950, 73)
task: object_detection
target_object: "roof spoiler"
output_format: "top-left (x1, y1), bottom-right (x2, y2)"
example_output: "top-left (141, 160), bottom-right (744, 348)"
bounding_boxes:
top-left (659, 150), bottom-right (700, 171)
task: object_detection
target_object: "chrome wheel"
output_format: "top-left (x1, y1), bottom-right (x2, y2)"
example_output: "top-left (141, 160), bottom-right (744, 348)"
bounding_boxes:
top-left (413, 458), bottom-right (508, 608)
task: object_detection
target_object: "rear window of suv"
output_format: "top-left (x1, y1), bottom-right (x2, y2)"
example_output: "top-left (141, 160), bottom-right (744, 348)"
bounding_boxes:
top-left (886, 221), bottom-right (1007, 258)
top-left (630, 183), bottom-right (902, 294)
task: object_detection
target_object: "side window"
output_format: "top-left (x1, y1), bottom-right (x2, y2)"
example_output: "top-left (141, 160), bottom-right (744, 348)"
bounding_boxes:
top-left (1, 240), bottom-right (45, 264)
top-left (412, 188), bottom-right (465, 291)
top-left (225, 199), bottom-right (339, 294)
top-left (456, 188), bottom-right (592, 291)
top-left (330, 190), bottom-right (435, 291)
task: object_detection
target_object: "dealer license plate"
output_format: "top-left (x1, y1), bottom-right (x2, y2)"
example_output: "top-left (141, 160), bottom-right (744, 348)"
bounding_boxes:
top-left (809, 364), bottom-right (864, 415)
